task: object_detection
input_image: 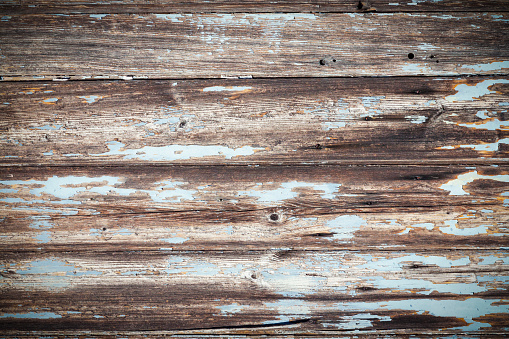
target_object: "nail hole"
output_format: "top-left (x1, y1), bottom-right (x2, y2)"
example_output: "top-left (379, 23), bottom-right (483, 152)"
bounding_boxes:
top-left (179, 121), bottom-right (186, 128)
top-left (357, 1), bottom-right (364, 10)
top-left (319, 59), bottom-right (326, 65)
top-left (332, 59), bottom-right (336, 62)
top-left (218, 198), bottom-right (223, 202)
top-left (270, 213), bottom-right (279, 221)
top-left (408, 53), bottom-right (415, 59)
top-left (430, 55), bottom-right (435, 59)
top-left (102, 227), bottom-right (107, 231)
top-left (315, 144), bottom-right (322, 149)
top-left (251, 273), bottom-right (257, 279)
top-left (366, 201), bottom-right (373, 205)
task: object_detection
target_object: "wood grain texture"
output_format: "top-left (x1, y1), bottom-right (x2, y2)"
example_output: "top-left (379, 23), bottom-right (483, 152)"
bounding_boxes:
top-left (1, 1), bottom-right (508, 337)
top-left (1, 0), bottom-right (509, 14)
top-left (1, 250), bottom-right (508, 334)
top-left (0, 13), bottom-right (508, 80)
top-left (1, 165), bottom-right (507, 251)
top-left (1, 76), bottom-right (508, 165)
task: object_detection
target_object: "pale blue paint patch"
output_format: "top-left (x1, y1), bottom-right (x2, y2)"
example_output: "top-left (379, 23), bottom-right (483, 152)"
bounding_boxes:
top-left (445, 79), bottom-right (509, 102)
top-left (42, 98), bottom-right (59, 104)
top-left (363, 277), bottom-right (487, 295)
top-left (217, 303), bottom-right (246, 315)
top-left (481, 209), bottom-right (493, 213)
top-left (0, 312), bottom-right (61, 319)
top-left (43, 150), bottom-right (54, 156)
top-left (203, 86), bottom-right (252, 92)
top-left (238, 181), bottom-right (341, 203)
top-left (499, 102), bottom-right (509, 106)
top-left (479, 255), bottom-right (509, 265)
top-left (89, 14), bottom-right (108, 20)
top-left (335, 298), bottom-right (508, 331)
top-left (35, 231), bottom-right (51, 243)
top-left (440, 170), bottom-right (509, 195)
top-left (93, 141), bottom-right (262, 161)
top-left (1, 16), bottom-right (11, 21)
top-left (461, 61), bottom-right (509, 72)
top-left (356, 253), bottom-right (470, 271)
top-left (78, 95), bottom-right (103, 103)
top-left (322, 121), bottom-right (346, 130)
top-left (323, 313), bottom-right (391, 330)
top-left (0, 188), bottom-right (17, 193)
top-left (34, 124), bottom-right (63, 130)
top-left (326, 215), bottom-right (366, 241)
top-left (439, 219), bottom-right (490, 236)
top-left (459, 117), bottom-right (509, 130)
top-left (93, 315), bottom-right (104, 318)
top-left (477, 275), bottom-right (509, 283)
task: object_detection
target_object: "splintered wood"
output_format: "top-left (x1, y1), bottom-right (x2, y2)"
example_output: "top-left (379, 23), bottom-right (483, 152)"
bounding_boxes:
top-left (0, 0), bottom-right (508, 338)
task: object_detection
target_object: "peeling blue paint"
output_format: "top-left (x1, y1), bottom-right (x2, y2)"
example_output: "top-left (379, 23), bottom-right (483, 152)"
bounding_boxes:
top-left (445, 79), bottom-right (509, 102)
top-left (92, 141), bottom-right (262, 161)
top-left (440, 171), bottom-right (509, 195)
top-left (0, 312), bottom-right (61, 319)
top-left (238, 181), bottom-right (341, 203)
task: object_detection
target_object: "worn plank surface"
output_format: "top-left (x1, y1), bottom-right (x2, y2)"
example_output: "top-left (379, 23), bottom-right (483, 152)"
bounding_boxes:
top-left (0, 13), bottom-right (508, 80)
top-left (1, 76), bottom-right (508, 165)
top-left (1, 250), bottom-right (508, 333)
top-left (1, 165), bottom-right (508, 251)
top-left (2, 0), bottom-right (509, 14)
top-left (1, 0), bottom-right (508, 338)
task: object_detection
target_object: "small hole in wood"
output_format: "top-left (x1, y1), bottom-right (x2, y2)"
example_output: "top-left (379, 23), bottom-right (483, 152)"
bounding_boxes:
top-left (179, 121), bottom-right (186, 128)
top-left (366, 201), bottom-right (373, 205)
top-left (270, 213), bottom-right (279, 221)
top-left (408, 53), bottom-right (415, 59)
top-left (411, 264), bottom-right (420, 269)
top-left (251, 273), bottom-right (257, 279)
top-left (319, 59), bottom-right (326, 65)
top-left (357, 1), bottom-right (364, 10)
top-left (218, 198), bottom-right (223, 202)
top-left (102, 227), bottom-right (107, 231)
top-left (430, 55), bottom-right (435, 59)
top-left (332, 59), bottom-right (336, 62)
top-left (315, 144), bottom-right (322, 149)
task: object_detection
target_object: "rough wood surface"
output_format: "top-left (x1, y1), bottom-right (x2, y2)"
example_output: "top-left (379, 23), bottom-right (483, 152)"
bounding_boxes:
top-left (1, 250), bottom-right (508, 333)
top-left (1, 76), bottom-right (508, 165)
top-left (0, 13), bottom-right (508, 80)
top-left (1, 0), bottom-right (509, 14)
top-left (1, 2), bottom-right (508, 338)
top-left (1, 165), bottom-right (508, 251)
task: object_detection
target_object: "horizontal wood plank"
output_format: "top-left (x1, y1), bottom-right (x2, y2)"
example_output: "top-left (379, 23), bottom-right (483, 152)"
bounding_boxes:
top-left (1, 165), bottom-right (507, 251)
top-left (1, 76), bottom-right (508, 165)
top-left (0, 13), bottom-right (508, 80)
top-left (1, 250), bottom-right (508, 333)
top-left (2, 0), bottom-right (509, 14)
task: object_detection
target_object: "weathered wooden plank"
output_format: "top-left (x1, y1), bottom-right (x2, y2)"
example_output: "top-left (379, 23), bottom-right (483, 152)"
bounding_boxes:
top-left (0, 13), bottom-right (508, 80)
top-left (2, 0), bottom-right (509, 14)
top-left (1, 77), bottom-right (508, 165)
top-left (1, 250), bottom-right (508, 333)
top-left (1, 165), bottom-right (507, 251)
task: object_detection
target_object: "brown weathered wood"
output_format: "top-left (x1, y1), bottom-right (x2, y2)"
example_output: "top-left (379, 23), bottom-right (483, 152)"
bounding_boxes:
top-left (0, 13), bottom-right (508, 80)
top-left (1, 165), bottom-right (507, 251)
top-left (1, 76), bottom-right (508, 165)
top-left (1, 0), bottom-right (508, 14)
top-left (1, 250), bottom-right (507, 333)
